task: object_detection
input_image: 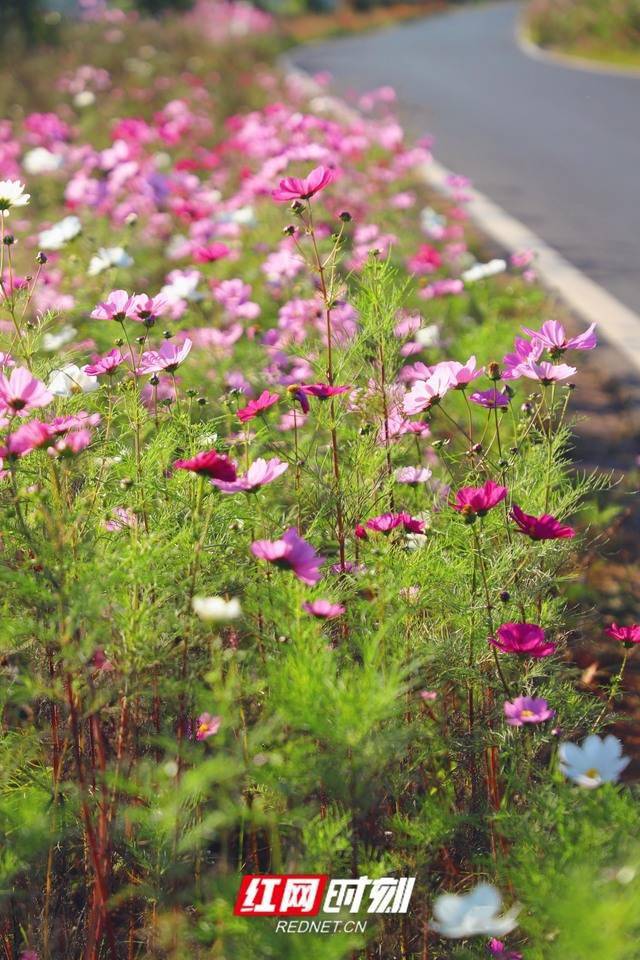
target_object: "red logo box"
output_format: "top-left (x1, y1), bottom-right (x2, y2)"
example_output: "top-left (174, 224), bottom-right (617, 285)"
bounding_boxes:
top-left (234, 874), bottom-right (329, 917)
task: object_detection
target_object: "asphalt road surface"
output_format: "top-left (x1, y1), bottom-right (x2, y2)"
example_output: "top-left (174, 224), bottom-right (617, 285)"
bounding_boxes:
top-left (290, 1), bottom-right (640, 316)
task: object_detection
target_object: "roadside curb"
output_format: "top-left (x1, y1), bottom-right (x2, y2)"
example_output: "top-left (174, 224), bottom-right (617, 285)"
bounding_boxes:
top-left (516, 21), bottom-right (640, 80)
top-left (285, 59), bottom-right (640, 375)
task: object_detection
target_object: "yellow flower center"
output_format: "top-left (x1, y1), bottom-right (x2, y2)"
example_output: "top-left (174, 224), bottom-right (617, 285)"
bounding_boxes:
top-left (585, 767), bottom-right (600, 780)
top-left (521, 709), bottom-right (535, 718)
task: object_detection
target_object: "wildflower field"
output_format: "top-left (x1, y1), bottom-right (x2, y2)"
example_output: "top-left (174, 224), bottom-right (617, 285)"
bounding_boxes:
top-left (1, 3), bottom-right (639, 959)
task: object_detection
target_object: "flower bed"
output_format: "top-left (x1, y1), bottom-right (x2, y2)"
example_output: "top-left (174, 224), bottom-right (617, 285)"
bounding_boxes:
top-left (0, 5), bottom-right (638, 959)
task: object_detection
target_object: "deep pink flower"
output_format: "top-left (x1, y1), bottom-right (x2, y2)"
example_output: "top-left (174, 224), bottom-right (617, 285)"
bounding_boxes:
top-left (522, 320), bottom-right (597, 354)
top-left (511, 504), bottom-right (575, 540)
top-left (0, 420), bottom-right (52, 457)
top-left (407, 243), bottom-right (442, 275)
top-left (366, 512), bottom-right (426, 535)
top-left (49, 429), bottom-right (92, 456)
top-left (605, 623), bottom-right (640, 645)
top-left (302, 599), bottom-right (346, 619)
top-left (503, 696), bottom-right (555, 727)
top-left (237, 389), bottom-right (279, 423)
top-left (299, 383), bottom-right (351, 400)
top-left (174, 450), bottom-right (237, 481)
top-left (85, 348), bottom-right (124, 377)
top-left (272, 165), bottom-right (335, 202)
top-left (0, 367), bottom-right (53, 415)
top-left (452, 480), bottom-right (507, 517)
top-left (487, 940), bottom-right (522, 959)
top-left (138, 338), bottom-right (192, 375)
top-left (91, 649), bottom-right (115, 673)
top-left (48, 412), bottom-right (101, 435)
top-left (195, 713), bottom-right (221, 741)
top-left (251, 527), bottom-right (324, 585)
top-left (193, 242), bottom-right (230, 263)
top-left (520, 361), bottom-right (576, 384)
top-left (91, 290), bottom-right (146, 322)
top-left (212, 457), bottom-right (288, 493)
top-left (470, 388), bottom-right (509, 409)
top-left (490, 622), bottom-right (557, 658)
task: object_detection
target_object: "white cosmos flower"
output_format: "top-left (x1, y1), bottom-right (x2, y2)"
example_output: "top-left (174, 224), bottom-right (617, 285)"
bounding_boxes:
top-left (432, 883), bottom-right (520, 939)
top-left (0, 180), bottom-right (30, 216)
top-left (23, 148), bottom-right (63, 176)
top-left (48, 363), bottom-right (98, 396)
top-left (462, 259), bottom-right (507, 283)
top-left (192, 596), bottom-right (242, 622)
top-left (415, 324), bottom-right (441, 348)
top-left (559, 734), bottom-right (630, 789)
top-left (87, 246), bottom-right (133, 277)
top-left (38, 215), bottom-right (82, 250)
top-left (42, 325), bottom-right (77, 352)
top-left (74, 90), bottom-right (96, 109)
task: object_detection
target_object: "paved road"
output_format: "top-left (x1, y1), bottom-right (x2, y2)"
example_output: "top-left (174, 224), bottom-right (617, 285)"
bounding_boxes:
top-left (291, 1), bottom-right (640, 316)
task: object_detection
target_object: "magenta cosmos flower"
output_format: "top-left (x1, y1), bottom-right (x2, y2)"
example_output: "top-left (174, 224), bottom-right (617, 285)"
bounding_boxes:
top-left (365, 512), bottom-right (426, 535)
top-left (511, 504), bottom-right (575, 540)
top-left (138, 338), bottom-right (192, 375)
top-left (91, 290), bottom-right (146, 322)
top-left (490, 622), bottom-right (557, 658)
top-left (272, 165), bottom-right (335, 202)
top-left (0, 420), bottom-right (52, 457)
top-left (0, 367), bottom-right (52, 416)
top-left (174, 450), bottom-right (236, 481)
top-left (195, 713), bottom-right (221, 741)
top-left (237, 389), bottom-right (279, 423)
top-left (212, 457), bottom-right (288, 493)
top-left (452, 480), bottom-right (507, 518)
top-left (470, 388), bottom-right (509, 409)
top-left (503, 696), bottom-right (555, 727)
top-left (487, 940), bottom-right (522, 959)
top-left (84, 348), bottom-right (124, 377)
top-left (522, 320), bottom-right (597, 354)
top-left (302, 599), bottom-right (346, 619)
top-left (605, 623), bottom-right (640, 645)
top-left (251, 527), bottom-right (324, 585)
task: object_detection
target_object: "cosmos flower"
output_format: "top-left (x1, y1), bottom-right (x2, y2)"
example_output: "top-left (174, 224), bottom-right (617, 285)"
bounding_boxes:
top-left (302, 599), bottom-right (346, 619)
top-left (365, 512), bottom-right (426, 535)
top-left (173, 450), bottom-right (237, 481)
top-left (212, 457), bottom-right (288, 493)
top-left (0, 179), bottom-right (30, 216)
top-left (403, 367), bottom-right (456, 414)
top-left (522, 320), bottom-right (597, 354)
top-left (84, 348), bottom-right (124, 377)
top-left (0, 420), bottom-right (52, 457)
top-left (0, 368), bottom-right (52, 415)
top-left (87, 246), bottom-right (133, 277)
top-left (451, 480), bottom-right (507, 518)
top-left (195, 713), bottom-right (222, 741)
top-left (462, 259), bottom-right (506, 283)
top-left (470, 388), bottom-right (509, 409)
top-left (48, 364), bottom-right (98, 396)
top-left (272, 165), bottom-right (335, 202)
top-left (192, 596), bottom-right (242, 622)
top-left (605, 623), bottom-right (640, 645)
top-left (520, 361), bottom-right (576, 385)
top-left (237, 389), bottom-right (279, 423)
top-left (251, 527), bottom-right (324, 585)
top-left (394, 466), bottom-right (432, 485)
top-left (487, 939), bottom-right (522, 959)
top-left (490, 622), bottom-right (556, 659)
top-left (137, 338), bottom-right (192, 375)
top-left (38, 215), bottom-right (82, 250)
top-left (91, 290), bottom-right (145, 322)
top-left (510, 504), bottom-right (575, 540)
top-left (559, 734), bottom-right (630, 788)
top-left (503, 696), bottom-right (555, 727)
top-left (432, 883), bottom-right (519, 939)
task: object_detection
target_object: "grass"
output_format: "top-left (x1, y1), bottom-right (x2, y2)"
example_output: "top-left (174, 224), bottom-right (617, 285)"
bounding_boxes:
top-left (526, 0), bottom-right (640, 69)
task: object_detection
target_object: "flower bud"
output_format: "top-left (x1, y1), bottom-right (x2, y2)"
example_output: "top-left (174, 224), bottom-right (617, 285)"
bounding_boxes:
top-left (339, 210), bottom-right (352, 222)
top-left (282, 224), bottom-right (296, 236)
top-left (36, 251), bottom-right (48, 264)
top-left (487, 361), bottom-right (502, 381)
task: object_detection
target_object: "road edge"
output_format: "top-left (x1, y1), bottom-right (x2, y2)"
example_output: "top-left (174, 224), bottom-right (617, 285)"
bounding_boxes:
top-left (516, 19), bottom-right (640, 80)
top-left (284, 58), bottom-right (640, 375)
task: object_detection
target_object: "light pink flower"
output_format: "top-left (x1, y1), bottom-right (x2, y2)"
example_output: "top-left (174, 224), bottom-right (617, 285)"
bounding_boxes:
top-left (520, 361), bottom-right (576, 384)
top-left (251, 527), bottom-right (324, 585)
top-left (272, 165), bottom-right (335, 202)
top-left (302, 599), bottom-right (346, 619)
top-left (522, 320), bottom-right (597, 354)
top-left (0, 420), bottom-right (52, 457)
top-left (212, 457), bottom-right (288, 493)
top-left (85, 348), bottom-right (124, 377)
top-left (195, 713), bottom-right (221, 741)
top-left (503, 696), bottom-right (554, 727)
top-left (403, 367), bottom-right (456, 415)
top-left (91, 290), bottom-right (146, 322)
top-left (0, 367), bottom-right (53, 415)
top-left (137, 338), bottom-right (192, 375)
top-left (395, 466), bottom-right (432, 485)
top-left (104, 507), bottom-right (138, 531)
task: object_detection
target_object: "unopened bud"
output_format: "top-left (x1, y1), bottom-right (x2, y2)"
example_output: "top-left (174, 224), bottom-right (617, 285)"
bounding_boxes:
top-left (339, 210), bottom-right (352, 222)
top-left (282, 224), bottom-right (295, 236)
top-left (487, 361), bottom-right (501, 381)
top-left (36, 251), bottom-right (48, 264)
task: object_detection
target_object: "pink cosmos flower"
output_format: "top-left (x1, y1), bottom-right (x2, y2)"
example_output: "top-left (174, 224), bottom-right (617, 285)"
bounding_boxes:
top-left (212, 457), bottom-right (288, 493)
top-left (605, 623), bottom-right (640, 645)
top-left (138, 338), bottom-right (192, 375)
top-left (299, 383), bottom-right (351, 400)
top-left (0, 420), bottom-right (52, 457)
top-left (91, 290), bottom-right (146, 322)
top-left (251, 527), bottom-right (324, 585)
top-left (49, 429), bottom-right (92, 457)
top-left (365, 512), bottom-right (426, 535)
top-left (237, 389), bottom-right (279, 423)
top-left (490, 622), bottom-right (557, 658)
top-left (0, 367), bottom-right (53, 415)
top-left (511, 504), bottom-right (575, 540)
top-left (302, 599), bottom-right (346, 619)
top-left (192, 242), bottom-right (230, 264)
top-left (135, 294), bottom-right (169, 323)
top-left (84, 348), bottom-right (124, 377)
top-left (272, 165), bottom-right (335, 202)
top-left (195, 713), bottom-right (221, 741)
top-left (522, 320), bottom-right (597, 354)
top-left (104, 507), bottom-right (138, 531)
top-left (452, 480), bottom-right (507, 517)
top-left (470, 388), bottom-right (510, 409)
top-left (503, 696), bottom-right (555, 727)
top-left (173, 450), bottom-right (237, 481)
top-left (403, 367), bottom-right (456, 415)
top-left (520, 361), bottom-right (576, 384)
top-left (435, 356), bottom-right (482, 388)
top-left (395, 466), bottom-right (432, 485)
top-left (19, 950), bottom-right (40, 960)
top-left (91, 648), bottom-right (115, 672)
top-left (407, 244), bottom-right (442, 275)
top-left (487, 940), bottom-right (523, 959)
top-left (502, 336), bottom-right (543, 381)
top-left (419, 278), bottom-right (464, 300)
